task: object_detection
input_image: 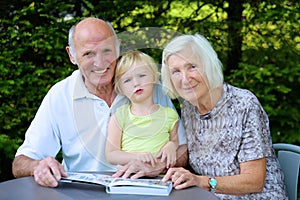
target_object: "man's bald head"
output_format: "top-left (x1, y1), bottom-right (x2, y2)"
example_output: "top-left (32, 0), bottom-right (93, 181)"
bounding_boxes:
top-left (68, 18), bottom-right (119, 62)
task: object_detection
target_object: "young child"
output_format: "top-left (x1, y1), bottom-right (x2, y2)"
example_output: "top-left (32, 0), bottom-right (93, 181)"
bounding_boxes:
top-left (105, 51), bottom-right (179, 168)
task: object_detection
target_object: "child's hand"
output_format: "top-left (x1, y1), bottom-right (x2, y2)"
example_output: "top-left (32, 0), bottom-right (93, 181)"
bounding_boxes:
top-left (156, 142), bottom-right (177, 168)
top-left (135, 152), bottom-right (157, 167)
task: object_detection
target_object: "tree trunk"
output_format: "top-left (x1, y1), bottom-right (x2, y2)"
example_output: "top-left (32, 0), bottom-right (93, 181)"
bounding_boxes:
top-left (225, 0), bottom-right (244, 76)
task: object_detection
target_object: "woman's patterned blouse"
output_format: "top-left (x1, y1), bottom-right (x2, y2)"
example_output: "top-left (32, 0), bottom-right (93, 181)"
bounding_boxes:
top-left (181, 83), bottom-right (287, 199)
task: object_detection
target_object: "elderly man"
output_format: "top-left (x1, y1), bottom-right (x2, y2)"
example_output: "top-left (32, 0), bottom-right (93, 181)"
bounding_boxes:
top-left (12, 17), bottom-right (187, 187)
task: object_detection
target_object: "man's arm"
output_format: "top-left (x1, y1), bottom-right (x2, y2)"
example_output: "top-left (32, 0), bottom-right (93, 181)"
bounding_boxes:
top-left (12, 155), bottom-right (39, 178)
top-left (174, 144), bottom-right (188, 167)
top-left (12, 155), bottom-right (67, 187)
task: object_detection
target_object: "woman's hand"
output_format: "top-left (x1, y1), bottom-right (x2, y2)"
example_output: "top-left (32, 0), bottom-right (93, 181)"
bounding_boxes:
top-left (162, 167), bottom-right (202, 190)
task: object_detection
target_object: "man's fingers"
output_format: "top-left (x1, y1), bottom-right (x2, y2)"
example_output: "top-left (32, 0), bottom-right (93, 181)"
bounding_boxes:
top-left (131, 171), bottom-right (145, 179)
top-left (59, 164), bottom-right (67, 178)
top-left (121, 171), bottom-right (131, 179)
top-left (112, 170), bottom-right (124, 178)
top-left (112, 165), bottom-right (127, 178)
top-left (114, 159), bottom-right (165, 179)
top-left (150, 156), bottom-right (157, 167)
top-left (34, 169), bottom-right (58, 187)
top-left (33, 157), bottom-right (62, 187)
top-left (49, 161), bottom-right (63, 181)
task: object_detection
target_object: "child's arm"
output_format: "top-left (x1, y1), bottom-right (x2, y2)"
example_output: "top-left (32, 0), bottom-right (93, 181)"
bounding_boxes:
top-left (105, 114), bottom-right (157, 166)
top-left (156, 121), bottom-right (179, 168)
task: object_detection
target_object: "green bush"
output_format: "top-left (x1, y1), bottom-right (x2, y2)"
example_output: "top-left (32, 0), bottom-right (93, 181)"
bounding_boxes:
top-left (0, 0), bottom-right (299, 182)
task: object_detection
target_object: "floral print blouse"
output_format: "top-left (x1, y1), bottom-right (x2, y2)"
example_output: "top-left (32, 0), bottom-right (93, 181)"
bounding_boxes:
top-left (181, 83), bottom-right (287, 199)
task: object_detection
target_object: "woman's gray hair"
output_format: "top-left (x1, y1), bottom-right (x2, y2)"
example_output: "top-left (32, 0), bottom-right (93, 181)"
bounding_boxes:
top-left (67, 20), bottom-right (120, 64)
top-left (161, 34), bottom-right (224, 99)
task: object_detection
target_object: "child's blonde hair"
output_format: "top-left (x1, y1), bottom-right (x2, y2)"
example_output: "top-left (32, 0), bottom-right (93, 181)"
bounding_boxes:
top-left (114, 50), bottom-right (159, 94)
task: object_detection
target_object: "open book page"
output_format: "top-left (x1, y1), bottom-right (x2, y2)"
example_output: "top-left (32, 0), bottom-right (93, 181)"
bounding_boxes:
top-left (61, 172), bottom-right (173, 196)
top-left (107, 178), bottom-right (173, 196)
top-left (109, 178), bottom-right (171, 188)
top-left (61, 172), bottom-right (114, 186)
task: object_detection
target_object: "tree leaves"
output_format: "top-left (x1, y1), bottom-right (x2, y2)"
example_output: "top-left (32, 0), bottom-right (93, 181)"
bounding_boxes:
top-left (0, 0), bottom-right (299, 181)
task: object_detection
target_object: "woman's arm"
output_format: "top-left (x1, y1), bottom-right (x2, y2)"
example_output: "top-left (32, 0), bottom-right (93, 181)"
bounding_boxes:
top-left (215, 158), bottom-right (266, 195)
top-left (163, 158), bottom-right (266, 195)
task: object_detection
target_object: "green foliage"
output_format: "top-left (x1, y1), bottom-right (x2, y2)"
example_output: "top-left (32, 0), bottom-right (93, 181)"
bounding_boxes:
top-left (227, 61), bottom-right (300, 144)
top-left (0, 0), bottom-right (299, 182)
top-left (228, 0), bottom-right (300, 144)
top-left (0, 134), bottom-right (22, 181)
top-left (0, 0), bottom-right (76, 181)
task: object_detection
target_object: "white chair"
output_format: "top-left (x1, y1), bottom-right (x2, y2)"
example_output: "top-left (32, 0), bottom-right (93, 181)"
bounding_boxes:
top-left (273, 143), bottom-right (300, 200)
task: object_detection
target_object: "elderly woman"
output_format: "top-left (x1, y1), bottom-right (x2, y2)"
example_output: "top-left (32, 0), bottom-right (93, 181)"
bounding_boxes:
top-left (161, 34), bottom-right (287, 199)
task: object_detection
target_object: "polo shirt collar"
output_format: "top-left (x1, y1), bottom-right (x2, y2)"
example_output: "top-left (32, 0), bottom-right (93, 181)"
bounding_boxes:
top-left (72, 71), bottom-right (130, 109)
top-left (73, 72), bottom-right (96, 100)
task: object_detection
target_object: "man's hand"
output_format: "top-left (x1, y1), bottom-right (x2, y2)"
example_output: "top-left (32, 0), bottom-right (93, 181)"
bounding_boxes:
top-left (112, 159), bottom-right (166, 179)
top-left (33, 156), bottom-right (67, 187)
top-left (135, 152), bottom-right (157, 167)
top-left (112, 144), bottom-right (188, 179)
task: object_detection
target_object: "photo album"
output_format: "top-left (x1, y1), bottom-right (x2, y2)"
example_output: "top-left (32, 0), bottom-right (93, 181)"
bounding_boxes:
top-left (60, 172), bottom-right (173, 196)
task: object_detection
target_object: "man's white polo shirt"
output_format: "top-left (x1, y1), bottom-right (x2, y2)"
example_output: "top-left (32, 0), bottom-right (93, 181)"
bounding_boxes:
top-left (16, 70), bottom-right (186, 172)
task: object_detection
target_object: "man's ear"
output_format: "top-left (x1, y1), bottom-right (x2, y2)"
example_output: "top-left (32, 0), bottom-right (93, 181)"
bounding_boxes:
top-left (66, 46), bottom-right (77, 65)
